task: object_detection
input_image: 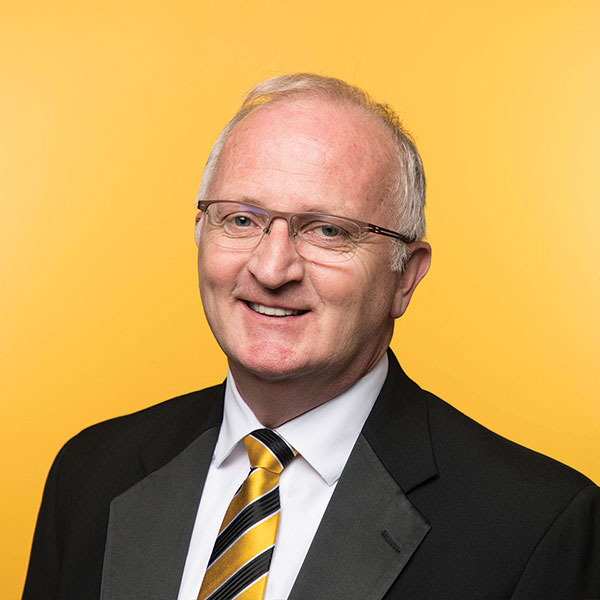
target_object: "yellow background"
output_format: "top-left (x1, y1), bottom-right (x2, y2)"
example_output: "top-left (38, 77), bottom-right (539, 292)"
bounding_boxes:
top-left (2, 0), bottom-right (599, 595)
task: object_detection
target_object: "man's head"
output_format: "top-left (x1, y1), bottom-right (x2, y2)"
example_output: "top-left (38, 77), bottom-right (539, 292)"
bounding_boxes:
top-left (195, 74), bottom-right (431, 421)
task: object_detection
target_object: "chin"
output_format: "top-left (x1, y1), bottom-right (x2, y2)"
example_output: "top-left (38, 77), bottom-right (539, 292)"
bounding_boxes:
top-left (231, 342), bottom-right (312, 382)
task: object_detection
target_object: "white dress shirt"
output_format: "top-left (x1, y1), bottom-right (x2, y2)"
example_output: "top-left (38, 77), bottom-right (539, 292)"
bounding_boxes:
top-left (177, 353), bottom-right (388, 600)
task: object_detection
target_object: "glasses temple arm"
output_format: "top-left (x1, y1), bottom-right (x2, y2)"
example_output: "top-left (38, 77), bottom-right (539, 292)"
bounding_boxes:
top-left (364, 224), bottom-right (414, 244)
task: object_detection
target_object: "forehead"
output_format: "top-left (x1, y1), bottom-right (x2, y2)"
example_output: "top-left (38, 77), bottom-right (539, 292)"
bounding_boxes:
top-left (210, 97), bottom-right (397, 219)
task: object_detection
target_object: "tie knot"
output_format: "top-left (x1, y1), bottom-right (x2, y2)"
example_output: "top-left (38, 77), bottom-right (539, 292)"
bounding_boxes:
top-left (243, 429), bottom-right (297, 474)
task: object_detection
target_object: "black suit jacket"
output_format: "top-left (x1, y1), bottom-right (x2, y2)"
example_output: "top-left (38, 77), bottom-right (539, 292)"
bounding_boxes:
top-left (23, 351), bottom-right (600, 599)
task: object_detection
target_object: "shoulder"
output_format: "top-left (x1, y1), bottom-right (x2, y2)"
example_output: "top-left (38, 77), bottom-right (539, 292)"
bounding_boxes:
top-left (66, 384), bottom-right (222, 448)
top-left (373, 351), bottom-right (595, 525)
top-left (423, 393), bottom-right (600, 594)
top-left (62, 384), bottom-right (223, 456)
top-left (425, 389), bottom-right (593, 495)
top-left (51, 384), bottom-right (225, 497)
top-left (410, 386), bottom-right (597, 558)
top-left (23, 386), bottom-right (225, 599)
top-left (381, 351), bottom-right (594, 498)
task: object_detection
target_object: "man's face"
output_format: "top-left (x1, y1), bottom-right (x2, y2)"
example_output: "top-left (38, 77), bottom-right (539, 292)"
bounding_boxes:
top-left (197, 98), bottom-right (420, 391)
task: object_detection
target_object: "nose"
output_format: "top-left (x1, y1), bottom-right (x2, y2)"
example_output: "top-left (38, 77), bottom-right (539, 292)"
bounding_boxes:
top-left (246, 217), bottom-right (305, 289)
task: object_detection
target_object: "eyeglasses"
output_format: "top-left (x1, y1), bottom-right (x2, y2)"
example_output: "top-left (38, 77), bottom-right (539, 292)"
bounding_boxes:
top-left (197, 200), bottom-right (415, 264)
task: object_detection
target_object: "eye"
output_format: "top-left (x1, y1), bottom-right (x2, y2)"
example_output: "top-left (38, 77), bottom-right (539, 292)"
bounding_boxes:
top-left (226, 212), bottom-right (259, 229)
top-left (301, 220), bottom-right (355, 247)
top-left (220, 210), bottom-right (264, 236)
top-left (308, 222), bottom-right (351, 240)
top-left (316, 224), bottom-right (343, 238)
top-left (232, 214), bottom-right (253, 228)
top-left (221, 211), bottom-right (258, 228)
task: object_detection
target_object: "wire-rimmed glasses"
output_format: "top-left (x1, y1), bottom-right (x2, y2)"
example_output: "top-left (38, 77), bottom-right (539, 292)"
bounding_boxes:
top-left (196, 200), bottom-right (414, 264)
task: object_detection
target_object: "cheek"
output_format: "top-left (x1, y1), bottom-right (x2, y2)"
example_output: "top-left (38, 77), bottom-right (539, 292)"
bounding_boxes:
top-left (309, 266), bottom-right (357, 305)
top-left (309, 268), bottom-right (376, 330)
top-left (312, 263), bottom-right (397, 331)
top-left (198, 246), bottom-right (243, 291)
top-left (310, 260), bottom-right (384, 306)
top-left (198, 264), bottom-right (230, 319)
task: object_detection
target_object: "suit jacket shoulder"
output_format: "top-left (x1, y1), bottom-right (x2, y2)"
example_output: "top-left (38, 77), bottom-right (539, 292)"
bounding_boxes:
top-left (360, 351), bottom-right (600, 598)
top-left (23, 384), bottom-right (225, 600)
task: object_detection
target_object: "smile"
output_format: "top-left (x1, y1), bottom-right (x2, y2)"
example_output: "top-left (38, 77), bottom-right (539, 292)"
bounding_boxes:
top-left (247, 302), bottom-right (307, 317)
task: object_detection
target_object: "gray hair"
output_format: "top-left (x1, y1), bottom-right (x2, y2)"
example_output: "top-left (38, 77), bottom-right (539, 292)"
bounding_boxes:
top-left (197, 73), bottom-right (426, 270)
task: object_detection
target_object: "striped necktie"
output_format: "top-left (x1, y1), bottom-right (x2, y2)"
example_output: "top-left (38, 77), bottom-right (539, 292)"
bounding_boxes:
top-left (197, 429), bottom-right (297, 600)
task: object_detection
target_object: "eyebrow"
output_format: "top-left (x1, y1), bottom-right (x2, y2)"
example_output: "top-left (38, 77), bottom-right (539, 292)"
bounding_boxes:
top-left (228, 197), bottom-right (348, 216)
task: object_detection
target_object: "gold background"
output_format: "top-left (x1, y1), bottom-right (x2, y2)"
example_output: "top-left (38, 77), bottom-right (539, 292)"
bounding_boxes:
top-left (2, 0), bottom-right (599, 595)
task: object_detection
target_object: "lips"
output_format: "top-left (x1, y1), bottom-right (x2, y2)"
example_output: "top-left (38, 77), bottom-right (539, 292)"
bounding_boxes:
top-left (247, 302), bottom-right (308, 317)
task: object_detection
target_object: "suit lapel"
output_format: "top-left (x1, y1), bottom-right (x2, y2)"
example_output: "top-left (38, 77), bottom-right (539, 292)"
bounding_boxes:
top-left (100, 426), bottom-right (219, 600)
top-left (290, 350), bottom-right (438, 599)
top-left (289, 435), bottom-right (430, 600)
top-left (362, 350), bottom-right (438, 493)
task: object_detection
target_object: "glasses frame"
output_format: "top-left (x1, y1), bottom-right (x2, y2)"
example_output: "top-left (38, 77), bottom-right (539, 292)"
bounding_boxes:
top-left (196, 200), bottom-right (415, 246)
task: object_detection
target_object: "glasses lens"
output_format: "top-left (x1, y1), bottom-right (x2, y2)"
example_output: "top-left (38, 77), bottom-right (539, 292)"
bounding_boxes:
top-left (205, 202), bottom-right (268, 249)
top-left (292, 214), bottom-right (361, 263)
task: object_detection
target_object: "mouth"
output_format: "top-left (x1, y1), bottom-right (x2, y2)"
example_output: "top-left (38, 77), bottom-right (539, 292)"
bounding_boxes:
top-left (246, 302), bottom-right (309, 317)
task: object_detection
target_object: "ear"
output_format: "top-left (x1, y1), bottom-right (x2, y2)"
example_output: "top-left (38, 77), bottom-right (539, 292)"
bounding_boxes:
top-left (390, 241), bottom-right (431, 319)
top-left (194, 213), bottom-right (203, 247)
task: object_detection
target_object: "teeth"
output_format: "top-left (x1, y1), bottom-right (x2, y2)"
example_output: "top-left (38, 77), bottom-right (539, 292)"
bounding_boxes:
top-left (249, 302), bottom-right (302, 317)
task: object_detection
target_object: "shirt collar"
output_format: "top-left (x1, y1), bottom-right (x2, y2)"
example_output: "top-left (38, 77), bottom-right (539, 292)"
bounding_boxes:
top-left (213, 353), bottom-right (388, 486)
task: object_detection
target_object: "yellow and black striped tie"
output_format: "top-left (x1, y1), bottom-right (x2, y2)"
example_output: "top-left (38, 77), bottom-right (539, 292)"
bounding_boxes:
top-left (197, 429), bottom-right (297, 600)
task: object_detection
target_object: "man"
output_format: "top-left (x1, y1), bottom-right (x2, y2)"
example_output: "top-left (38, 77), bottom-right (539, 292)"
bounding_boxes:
top-left (24, 74), bottom-right (599, 599)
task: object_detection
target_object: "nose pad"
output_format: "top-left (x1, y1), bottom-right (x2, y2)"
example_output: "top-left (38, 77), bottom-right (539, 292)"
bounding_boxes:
top-left (262, 215), bottom-right (297, 241)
